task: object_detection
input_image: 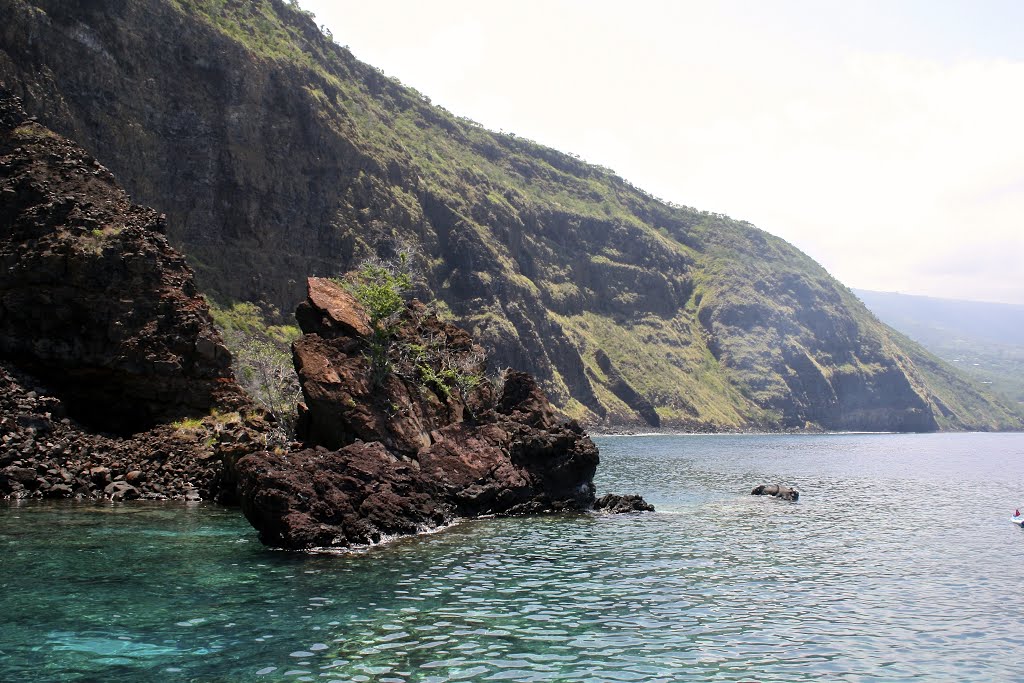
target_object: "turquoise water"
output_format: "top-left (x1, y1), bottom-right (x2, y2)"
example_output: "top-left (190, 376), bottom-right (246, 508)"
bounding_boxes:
top-left (2, 433), bottom-right (1023, 682)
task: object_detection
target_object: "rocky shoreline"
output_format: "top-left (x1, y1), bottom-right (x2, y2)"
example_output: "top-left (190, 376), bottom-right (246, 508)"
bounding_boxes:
top-left (0, 90), bottom-right (651, 550)
top-left (0, 363), bottom-right (272, 501)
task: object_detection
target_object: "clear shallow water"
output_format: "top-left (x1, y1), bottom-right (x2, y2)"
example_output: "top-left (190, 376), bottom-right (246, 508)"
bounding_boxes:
top-left (2, 433), bottom-right (1023, 682)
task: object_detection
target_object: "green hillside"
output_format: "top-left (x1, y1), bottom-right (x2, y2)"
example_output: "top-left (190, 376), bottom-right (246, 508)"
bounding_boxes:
top-left (1, 0), bottom-right (1020, 431)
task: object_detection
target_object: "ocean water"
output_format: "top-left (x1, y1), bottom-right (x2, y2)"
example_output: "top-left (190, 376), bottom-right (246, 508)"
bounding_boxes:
top-left (1, 433), bottom-right (1023, 682)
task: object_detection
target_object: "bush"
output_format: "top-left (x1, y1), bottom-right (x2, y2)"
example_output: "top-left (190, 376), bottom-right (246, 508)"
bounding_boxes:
top-left (344, 249), bottom-right (418, 329)
top-left (339, 248), bottom-right (420, 384)
top-left (207, 299), bottom-right (301, 437)
top-left (231, 336), bottom-right (301, 429)
top-left (405, 336), bottom-right (485, 400)
top-left (349, 261), bottom-right (411, 327)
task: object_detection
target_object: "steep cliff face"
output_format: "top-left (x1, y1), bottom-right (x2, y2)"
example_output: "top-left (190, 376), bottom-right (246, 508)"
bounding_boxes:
top-left (689, 229), bottom-right (939, 431)
top-left (0, 89), bottom-right (269, 500)
top-left (0, 88), bottom-right (247, 433)
top-left (1, 0), bottom-right (1019, 431)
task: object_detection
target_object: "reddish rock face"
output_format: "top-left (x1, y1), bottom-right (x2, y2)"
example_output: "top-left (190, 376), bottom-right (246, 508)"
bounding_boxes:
top-left (293, 279), bottom-right (493, 453)
top-left (235, 278), bottom-right (600, 549)
top-left (295, 277), bottom-right (372, 339)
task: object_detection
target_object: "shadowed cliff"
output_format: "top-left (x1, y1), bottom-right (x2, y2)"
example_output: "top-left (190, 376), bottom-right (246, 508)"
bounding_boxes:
top-left (0, 89), bottom-right (272, 502)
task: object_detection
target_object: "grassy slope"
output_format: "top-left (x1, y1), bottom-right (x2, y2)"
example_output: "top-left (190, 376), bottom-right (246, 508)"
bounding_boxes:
top-left (161, 0), bottom-right (1021, 430)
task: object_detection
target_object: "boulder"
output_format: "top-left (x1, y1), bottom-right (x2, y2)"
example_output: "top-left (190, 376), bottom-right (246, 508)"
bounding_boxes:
top-left (751, 484), bottom-right (800, 501)
top-left (295, 277), bottom-right (373, 338)
top-left (104, 481), bottom-right (139, 501)
top-left (593, 493), bottom-right (656, 514)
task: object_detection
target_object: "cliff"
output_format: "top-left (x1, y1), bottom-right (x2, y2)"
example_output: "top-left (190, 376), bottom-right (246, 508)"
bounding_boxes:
top-left (1, 0), bottom-right (1019, 431)
top-left (0, 89), bottom-right (264, 500)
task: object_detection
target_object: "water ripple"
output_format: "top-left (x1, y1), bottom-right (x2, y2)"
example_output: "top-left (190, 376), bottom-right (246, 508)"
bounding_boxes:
top-left (2, 434), bottom-right (1024, 680)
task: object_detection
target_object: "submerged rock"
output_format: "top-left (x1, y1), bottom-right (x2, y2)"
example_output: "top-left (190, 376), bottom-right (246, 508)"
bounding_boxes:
top-left (235, 278), bottom-right (603, 549)
top-left (751, 484), bottom-right (800, 501)
top-left (593, 493), bottom-right (656, 514)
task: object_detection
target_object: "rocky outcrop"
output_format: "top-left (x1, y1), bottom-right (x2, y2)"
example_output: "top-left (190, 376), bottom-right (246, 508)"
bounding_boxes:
top-left (0, 89), bottom-right (245, 434)
top-left (751, 484), bottom-right (799, 502)
top-left (235, 278), bottom-right (645, 549)
top-left (291, 280), bottom-right (490, 453)
top-left (593, 493), bottom-right (656, 514)
top-left (0, 86), bottom-right (648, 542)
top-left (0, 90), bottom-right (264, 500)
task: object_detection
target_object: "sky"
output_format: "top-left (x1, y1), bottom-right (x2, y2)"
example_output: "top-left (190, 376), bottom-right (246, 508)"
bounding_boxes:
top-left (301, 0), bottom-right (1024, 304)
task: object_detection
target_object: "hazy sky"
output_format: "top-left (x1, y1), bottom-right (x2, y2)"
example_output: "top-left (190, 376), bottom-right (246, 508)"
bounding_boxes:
top-left (302, 0), bottom-right (1024, 304)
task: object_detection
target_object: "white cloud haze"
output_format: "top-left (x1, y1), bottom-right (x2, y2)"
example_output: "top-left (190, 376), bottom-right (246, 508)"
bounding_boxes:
top-left (303, 0), bottom-right (1024, 304)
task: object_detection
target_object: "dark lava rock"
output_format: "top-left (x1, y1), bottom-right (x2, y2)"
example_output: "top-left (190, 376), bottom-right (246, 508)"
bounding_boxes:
top-left (751, 484), bottom-right (799, 501)
top-left (0, 90), bottom-right (269, 502)
top-left (0, 88), bottom-right (246, 434)
top-left (593, 493), bottom-right (655, 514)
top-left (104, 481), bottom-right (139, 501)
top-left (292, 282), bottom-right (491, 453)
top-left (235, 278), bottom-right (601, 549)
top-left (0, 362), bottom-right (271, 501)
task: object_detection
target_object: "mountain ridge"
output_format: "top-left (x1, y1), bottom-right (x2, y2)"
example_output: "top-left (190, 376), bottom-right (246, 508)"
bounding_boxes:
top-left (1, 0), bottom-right (1019, 431)
top-left (854, 289), bottom-right (1024, 347)
top-left (855, 289), bottom-right (1024, 406)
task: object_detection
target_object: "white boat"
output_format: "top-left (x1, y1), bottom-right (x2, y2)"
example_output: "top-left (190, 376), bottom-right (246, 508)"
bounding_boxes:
top-left (1013, 515), bottom-right (1024, 529)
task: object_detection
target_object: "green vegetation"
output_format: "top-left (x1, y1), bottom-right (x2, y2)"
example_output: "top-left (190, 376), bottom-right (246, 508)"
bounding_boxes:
top-left (207, 299), bottom-right (301, 433)
top-left (405, 340), bottom-right (484, 401)
top-left (167, 0), bottom-right (320, 65)
top-left (553, 310), bottom-right (764, 428)
top-left (344, 258), bottom-right (412, 328)
top-left (339, 252), bottom-right (417, 385)
top-left (171, 416), bottom-right (204, 430)
top-left (231, 336), bottom-right (300, 427)
top-left (339, 256), bottom-right (485, 399)
top-left (942, 345), bottom-right (1024, 406)
top-left (11, 123), bottom-right (58, 140)
top-left (208, 300), bottom-right (300, 347)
